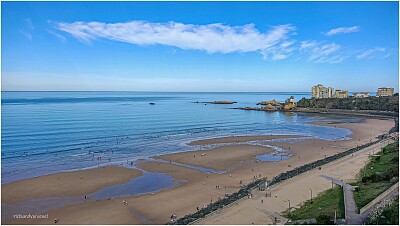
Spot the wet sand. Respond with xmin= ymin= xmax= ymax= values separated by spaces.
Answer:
xmin=2 ymin=166 xmax=143 ymax=203
xmin=188 ymin=135 xmax=302 ymax=146
xmin=155 ymin=144 xmax=276 ymax=171
xmin=128 ymin=118 xmax=394 ymax=224
xmin=2 ymin=118 xmax=394 ymax=225
xmin=4 ymin=198 xmax=142 ymax=225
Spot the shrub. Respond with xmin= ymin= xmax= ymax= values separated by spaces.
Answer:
xmin=316 ymin=214 xmax=332 ymax=225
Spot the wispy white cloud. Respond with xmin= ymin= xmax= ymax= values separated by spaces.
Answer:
xmin=20 ymin=18 xmax=35 ymax=40
xmin=25 ymin=18 xmax=35 ymax=30
xmin=261 ymin=40 xmax=296 ymax=60
xmin=55 ymin=20 xmax=296 ymax=58
xmin=383 ymin=49 xmax=395 ymax=59
xmin=325 ymin=26 xmax=360 ymax=36
xmin=303 ymin=42 xmax=347 ymax=63
xmin=299 ymin=40 xmax=319 ymax=50
xmin=20 ymin=30 xmax=33 ymax=40
xmin=356 ymin=47 xmax=386 ymax=60
xmin=53 ymin=20 xmax=391 ymax=64
xmin=46 ymin=29 xmax=67 ymax=42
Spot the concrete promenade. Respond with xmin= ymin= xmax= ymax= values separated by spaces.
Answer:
xmin=196 ymin=139 xmax=393 ymax=225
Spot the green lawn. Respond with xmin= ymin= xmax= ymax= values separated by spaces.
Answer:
xmin=284 ymin=185 xmax=345 ymax=222
xmin=353 ymin=141 xmax=399 ymax=210
xmin=353 ymin=182 xmax=393 ymax=209
xmin=360 ymin=142 xmax=399 ymax=179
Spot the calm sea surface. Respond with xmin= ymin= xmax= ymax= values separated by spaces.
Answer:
xmin=1 ymin=92 xmax=360 ymax=183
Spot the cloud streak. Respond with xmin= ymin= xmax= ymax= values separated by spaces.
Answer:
xmin=20 ymin=18 xmax=35 ymax=40
xmin=260 ymin=40 xmax=296 ymax=60
xmin=299 ymin=40 xmax=319 ymax=50
xmin=312 ymin=43 xmax=348 ymax=63
xmin=325 ymin=26 xmax=360 ymax=36
xmin=53 ymin=20 xmax=390 ymax=64
xmin=357 ymin=47 xmax=386 ymax=60
xmin=46 ymin=29 xmax=67 ymax=42
xmin=55 ymin=21 xmax=296 ymax=55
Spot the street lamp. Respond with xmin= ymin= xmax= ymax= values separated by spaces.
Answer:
xmin=284 ymin=199 xmax=291 ymax=216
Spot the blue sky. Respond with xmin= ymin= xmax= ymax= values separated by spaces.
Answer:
xmin=2 ymin=1 xmax=399 ymax=92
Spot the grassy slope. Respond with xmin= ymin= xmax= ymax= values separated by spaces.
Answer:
xmin=353 ymin=141 xmax=399 ymax=209
xmin=284 ymin=185 xmax=345 ymax=221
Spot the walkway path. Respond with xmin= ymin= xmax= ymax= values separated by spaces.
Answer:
xmin=319 ymin=175 xmax=361 ymax=224
xmin=319 ymin=175 xmax=353 ymax=189
xmin=196 ymin=139 xmax=393 ymax=225
xmin=343 ymin=184 xmax=361 ymax=224
xmin=319 ymin=166 xmax=399 ymax=224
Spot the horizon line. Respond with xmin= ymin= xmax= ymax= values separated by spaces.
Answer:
xmin=2 ymin=90 xmax=314 ymax=93
xmin=1 ymin=90 xmax=381 ymax=93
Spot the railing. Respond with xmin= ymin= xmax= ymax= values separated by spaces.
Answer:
xmin=171 ymin=138 xmax=391 ymax=225
xmin=188 ymin=195 xmax=248 ymax=225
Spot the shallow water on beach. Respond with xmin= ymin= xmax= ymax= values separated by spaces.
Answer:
xmin=91 ymin=171 xmax=178 ymax=199
xmin=1 ymin=171 xmax=178 ymax=220
xmin=1 ymin=91 xmax=361 ymax=183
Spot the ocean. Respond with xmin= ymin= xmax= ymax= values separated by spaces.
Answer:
xmin=1 ymin=91 xmax=359 ymax=183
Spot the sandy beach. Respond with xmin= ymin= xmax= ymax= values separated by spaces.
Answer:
xmin=2 ymin=166 xmax=143 ymax=203
xmin=1 ymin=118 xmax=394 ymax=225
xmin=154 ymin=144 xmax=278 ymax=171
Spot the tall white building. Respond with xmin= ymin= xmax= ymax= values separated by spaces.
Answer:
xmin=312 ymin=84 xmax=334 ymax=99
